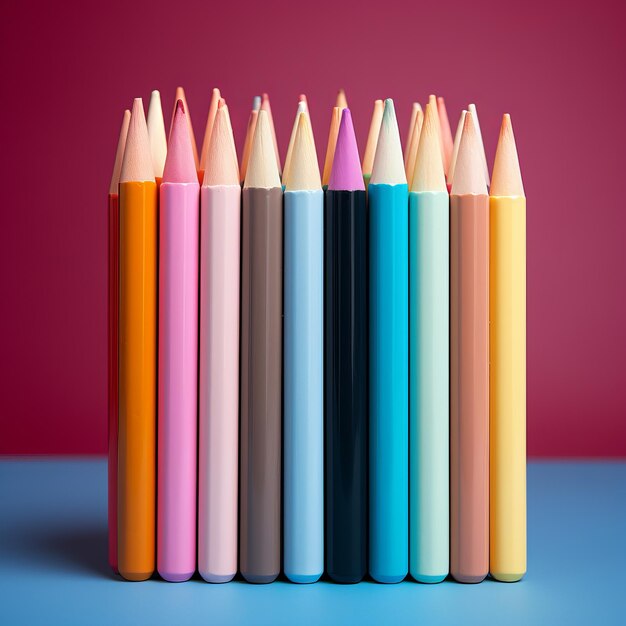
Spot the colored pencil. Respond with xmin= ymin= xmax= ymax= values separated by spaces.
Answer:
xmin=198 ymin=100 xmax=241 ymax=583
xmin=403 ymin=102 xmax=421 ymax=173
xmin=282 ymin=99 xmax=308 ymax=186
xmin=261 ymin=93 xmax=281 ymax=174
xmin=240 ymin=98 xmax=260 ymax=183
xmin=156 ymin=100 xmax=199 ymax=582
xmin=428 ymin=94 xmax=446 ymax=169
xmin=170 ymin=86 xmax=199 ymax=173
xmin=108 ymin=108 xmax=130 ymax=575
xmin=409 ymin=102 xmax=450 ymax=583
xmin=368 ymin=99 xmax=409 ymax=583
xmin=437 ymin=96 xmax=454 ymax=177
xmin=118 ymin=98 xmax=157 ymax=581
xmin=240 ymin=109 xmax=283 ymax=583
xmin=404 ymin=106 xmax=424 ymax=183
xmin=362 ymin=99 xmax=384 ymax=185
xmin=468 ymin=103 xmax=490 ymax=186
xmin=449 ymin=111 xmax=489 ymax=583
xmin=283 ymin=112 xmax=324 ymax=583
xmin=199 ymin=87 xmax=221 ymax=175
xmin=325 ymin=108 xmax=368 ymax=583
xmin=335 ymin=88 xmax=348 ymax=109
xmin=322 ymin=106 xmax=341 ymax=188
xmin=147 ymin=90 xmax=167 ymax=184
xmin=489 ymin=114 xmax=526 ymax=582
xmin=447 ymin=109 xmax=467 ymax=191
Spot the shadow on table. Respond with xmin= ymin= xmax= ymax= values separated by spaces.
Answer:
xmin=31 ymin=524 xmax=115 ymax=580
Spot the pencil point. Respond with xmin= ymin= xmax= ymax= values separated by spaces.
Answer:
xmin=163 ymin=99 xmax=199 ymax=184
xmin=404 ymin=102 xmax=421 ymax=167
xmin=171 ymin=87 xmax=199 ymax=170
xmin=244 ymin=109 xmax=281 ymax=189
xmin=120 ymin=98 xmax=155 ymax=183
xmin=362 ymin=99 xmax=384 ymax=176
xmin=147 ymin=91 xmax=167 ymax=179
xmin=451 ymin=111 xmax=488 ymax=196
xmin=411 ymin=101 xmax=447 ymax=193
xmin=491 ymin=114 xmax=524 ymax=197
xmin=260 ymin=93 xmax=281 ymax=173
xmin=322 ymin=107 xmax=342 ymax=187
xmin=336 ymin=88 xmax=348 ymax=109
xmin=203 ymin=102 xmax=240 ymax=187
xmin=437 ymin=96 xmax=454 ymax=176
xmin=329 ymin=108 xmax=365 ymax=191
xmin=468 ymin=103 xmax=490 ymax=186
xmin=448 ymin=110 xmax=467 ymax=185
xmin=283 ymin=100 xmax=309 ymax=184
xmin=370 ymin=99 xmax=406 ymax=186
xmin=199 ymin=87 xmax=222 ymax=171
xmin=283 ymin=113 xmax=321 ymax=191
xmin=405 ymin=108 xmax=424 ymax=182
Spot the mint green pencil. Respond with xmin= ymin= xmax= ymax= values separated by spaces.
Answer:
xmin=409 ymin=102 xmax=449 ymax=583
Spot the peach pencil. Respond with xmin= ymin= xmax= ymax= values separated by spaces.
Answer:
xmin=403 ymin=102 xmax=421 ymax=173
xmin=198 ymin=100 xmax=241 ymax=583
xmin=118 ymin=98 xmax=157 ymax=581
xmin=282 ymin=99 xmax=308 ymax=185
xmin=322 ymin=106 xmax=341 ymax=188
xmin=437 ymin=96 xmax=454 ymax=177
xmin=447 ymin=110 xmax=467 ymax=192
xmin=240 ymin=96 xmax=260 ymax=183
xmin=261 ymin=92 xmax=281 ymax=174
xmin=362 ymin=99 xmax=384 ymax=186
xmin=468 ymin=103 xmax=490 ymax=187
xmin=489 ymin=114 xmax=526 ymax=582
xmin=240 ymin=110 xmax=283 ymax=583
xmin=199 ymin=87 xmax=222 ymax=177
xmin=335 ymin=88 xmax=348 ymax=109
xmin=404 ymin=106 xmax=424 ymax=183
xmin=449 ymin=111 xmax=489 ymax=584
xmin=108 ymin=108 xmax=130 ymax=574
xmin=157 ymin=100 xmax=200 ymax=582
xmin=147 ymin=90 xmax=167 ymax=185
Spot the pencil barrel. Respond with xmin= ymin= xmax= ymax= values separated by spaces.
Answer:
xmin=324 ymin=189 xmax=368 ymax=583
xmin=118 ymin=181 xmax=157 ymax=581
xmin=450 ymin=194 xmax=489 ymax=583
xmin=283 ymin=189 xmax=324 ymax=583
xmin=489 ymin=196 xmax=526 ymax=582
xmin=157 ymin=183 xmax=199 ymax=582
xmin=368 ymin=183 xmax=409 ymax=583
xmin=409 ymin=191 xmax=450 ymax=583
xmin=198 ymin=185 xmax=241 ymax=583
xmin=239 ymin=187 xmax=283 ymax=583
xmin=107 ymin=193 xmax=119 ymax=574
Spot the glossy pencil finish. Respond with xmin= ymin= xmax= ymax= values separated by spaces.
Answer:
xmin=489 ymin=115 xmax=526 ymax=582
xmin=108 ymin=108 xmax=130 ymax=574
xmin=118 ymin=98 xmax=157 ymax=581
xmin=157 ymin=101 xmax=199 ymax=582
xmin=408 ymin=102 xmax=450 ymax=583
xmin=368 ymin=100 xmax=408 ymax=583
xmin=240 ymin=111 xmax=283 ymax=583
xmin=450 ymin=112 xmax=489 ymax=583
xmin=198 ymin=102 xmax=241 ymax=583
xmin=325 ymin=109 xmax=368 ymax=583
xmin=283 ymin=114 xmax=324 ymax=583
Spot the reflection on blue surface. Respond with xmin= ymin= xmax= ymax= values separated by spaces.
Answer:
xmin=0 ymin=459 xmax=624 ymax=625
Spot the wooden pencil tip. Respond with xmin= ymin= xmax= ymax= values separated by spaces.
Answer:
xmin=203 ymin=102 xmax=239 ymax=187
xmin=451 ymin=110 xmax=488 ymax=196
xmin=370 ymin=99 xmax=406 ymax=186
xmin=146 ymin=90 xmax=167 ymax=179
xmin=411 ymin=101 xmax=446 ymax=193
xmin=120 ymin=98 xmax=155 ymax=183
xmin=283 ymin=112 xmax=321 ymax=191
xmin=109 ymin=109 xmax=131 ymax=194
xmin=163 ymin=100 xmax=198 ymax=184
xmin=491 ymin=113 xmax=524 ymax=197
xmin=244 ymin=109 xmax=281 ymax=189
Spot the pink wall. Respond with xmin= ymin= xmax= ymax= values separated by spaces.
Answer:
xmin=1 ymin=0 xmax=625 ymax=456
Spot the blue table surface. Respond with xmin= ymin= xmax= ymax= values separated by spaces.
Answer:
xmin=0 ymin=459 xmax=624 ymax=625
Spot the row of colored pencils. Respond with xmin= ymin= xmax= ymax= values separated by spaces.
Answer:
xmin=108 ymin=87 xmax=526 ymax=584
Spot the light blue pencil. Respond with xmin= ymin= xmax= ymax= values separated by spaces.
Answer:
xmin=409 ymin=102 xmax=450 ymax=583
xmin=283 ymin=111 xmax=324 ymax=583
xmin=369 ymin=99 xmax=409 ymax=583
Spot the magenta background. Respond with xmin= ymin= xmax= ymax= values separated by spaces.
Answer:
xmin=1 ymin=0 xmax=625 ymax=456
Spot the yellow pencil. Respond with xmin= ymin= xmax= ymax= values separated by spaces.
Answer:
xmin=489 ymin=113 xmax=526 ymax=582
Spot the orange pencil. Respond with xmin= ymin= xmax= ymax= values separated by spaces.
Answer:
xmin=261 ymin=92 xmax=281 ymax=174
xmin=118 ymin=98 xmax=157 ymax=581
xmin=108 ymin=108 xmax=130 ymax=574
xmin=240 ymin=97 xmax=260 ymax=183
xmin=322 ymin=106 xmax=341 ymax=187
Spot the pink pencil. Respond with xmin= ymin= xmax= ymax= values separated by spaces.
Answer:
xmin=198 ymin=99 xmax=241 ymax=583
xmin=157 ymin=99 xmax=200 ymax=582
